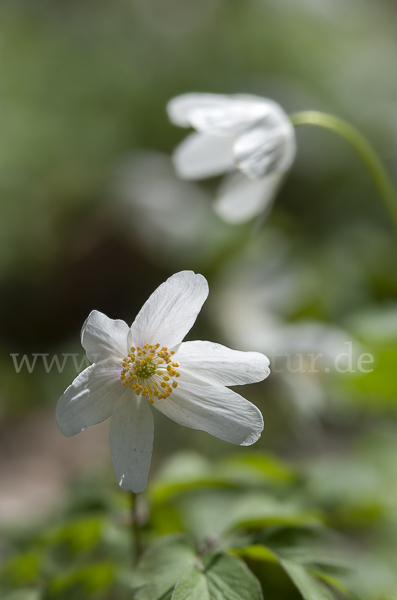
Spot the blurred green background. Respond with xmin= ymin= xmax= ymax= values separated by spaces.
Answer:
xmin=1 ymin=0 xmax=397 ymax=598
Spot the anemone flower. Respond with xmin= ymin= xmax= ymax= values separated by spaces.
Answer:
xmin=167 ymin=93 xmax=296 ymax=223
xmin=56 ymin=271 xmax=269 ymax=493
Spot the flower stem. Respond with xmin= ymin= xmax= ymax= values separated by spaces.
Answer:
xmin=130 ymin=492 xmax=141 ymax=566
xmin=289 ymin=111 xmax=397 ymax=232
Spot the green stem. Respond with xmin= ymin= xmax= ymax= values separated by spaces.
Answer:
xmin=130 ymin=492 xmax=141 ymax=566
xmin=289 ymin=111 xmax=397 ymax=232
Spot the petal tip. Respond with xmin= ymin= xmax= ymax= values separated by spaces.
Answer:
xmin=240 ymin=423 xmax=264 ymax=446
xmin=56 ymin=416 xmax=80 ymax=438
xmin=120 ymin=479 xmax=148 ymax=494
xmin=167 ymin=269 xmax=209 ymax=292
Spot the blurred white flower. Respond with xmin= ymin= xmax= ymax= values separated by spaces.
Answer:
xmin=111 ymin=152 xmax=214 ymax=265
xmin=167 ymin=93 xmax=296 ymax=223
xmin=56 ymin=271 xmax=269 ymax=493
xmin=214 ymin=233 xmax=351 ymax=359
xmin=212 ymin=233 xmax=354 ymax=423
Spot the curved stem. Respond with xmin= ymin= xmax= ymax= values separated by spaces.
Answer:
xmin=289 ymin=111 xmax=397 ymax=232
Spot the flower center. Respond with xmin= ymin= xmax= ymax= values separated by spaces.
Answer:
xmin=135 ymin=359 xmax=157 ymax=379
xmin=120 ymin=343 xmax=180 ymax=403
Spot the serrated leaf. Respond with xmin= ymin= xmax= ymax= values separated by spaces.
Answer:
xmin=172 ymin=567 xmax=209 ymax=600
xmin=172 ymin=553 xmax=263 ymax=600
xmin=132 ymin=535 xmax=198 ymax=600
xmin=280 ymin=559 xmax=339 ymax=600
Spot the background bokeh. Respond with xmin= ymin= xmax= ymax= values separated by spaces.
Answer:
xmin=1 ymin=0 xmax=397 ymax=598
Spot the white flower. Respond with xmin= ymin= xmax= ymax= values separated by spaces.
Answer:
xmin=167 ymin=93 xmax=296 ymax=224
xmin=56 ymin=271 xmax=269 ymax=493
xmin=112 ymin=151 xmax=216 ymax=266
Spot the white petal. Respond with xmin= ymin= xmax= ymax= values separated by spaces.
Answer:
xmin=234 ymin=113 xmax=296 ymax=179
xmin=214 ymin=171 xmax=282 ymax=224
xmin=153 ymin=381 xmax=264 ymax=446
xmin=189 ymin=96 xmax=280 ymax=137
xmin=130 ymin=271 xmax=209 ymax=350
xmin=177 ymin=340 xmax=270 ymax=386
xmin=167 ymin=93 xmax=234 ymax=127
xmin=81 ymin=310 xmax=130 ymax=363
xmin=56 ymin=361 xmax=124 ymax=437
xmin=167 ymin=93 xmax=285 ymax=138
xmin=109 ymin=392 xmax=154 ymax=493
xmin=173 ymin=133 xmax=235 ymax=180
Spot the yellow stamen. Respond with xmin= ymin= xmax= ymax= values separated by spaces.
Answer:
xmin=120 ymin=343 xmax=180 ymax=403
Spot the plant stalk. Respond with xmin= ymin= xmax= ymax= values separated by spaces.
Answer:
xmin=290 ymin=110 xmax=397 ymax=233
xmin=130 ymin=492 xmax=141 ymax=566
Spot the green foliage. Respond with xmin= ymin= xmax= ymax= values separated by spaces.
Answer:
xmin=224 ymin=493 xmax=322 ymax=530
xmin=132 ymin=535 xmax=263 ymax=600
xmin=132 ymin=535 xmax=198 ymax=600
xmin=1 ymin=2 xmax=397 ymax=600
xmin=2 ymin=591 xmax=42 ymax=600
xmin=280 ymin=560 xmax=340 ymax=600
xmin=43 ymin=517 xmax=103 ymax=553
xmin=140 ymin=451 xmax=358 ymax=600
xmin=173 ymin=553 xmax=263 ymax=600
xmin=129 ymin=527 xmax=349 ymax=600
xmin=2 ymin=553 xmax=41 ymax=587
xmin=49 ymin=562 xmax=115 ymax=597
xmin=232 ymin=526 xmax=352 ymax=600
xmin=0 ymin=451 xmax=357 ymax=600
xmin=149 ymin=450 xmax=297 ymax=504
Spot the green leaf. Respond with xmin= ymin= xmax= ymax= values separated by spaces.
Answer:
xmin=132 ymin=535 xmax=198 ymax=600
xmin=150 ymin=501 xmax=185 ymax=536
xmin=280 ymin=559 xmax=339 ymax=600
xmin=172 ymin=553 xmax=263 ymax=600
xmin=227 ymin=494 xmax=322 ymax=531
xmin=338 ymin=344 xmax=397 ymax=404
xmin=149 ymin=452 xmax=298 ymax=504
xmin=313 ymin=571 xmax=353 ymax=596
xmin=259 ymin=526 xmax=349 ymax=573
xmin=3 ymin=552 xmax=41 ymax=586
xmin=49 ymin=562 xmax=114 ymax=595
xmin=245 ymin=528 xmax=354 ymax=599
xmin=175 ymin=490 xmax=239 ymax=542
xmin=149 ymin=453 xmax=231 ymax=503
xmin=44 ymin=516 xmax=102 ymax=553
xmin=231 ymin=544 xmax=278 ymax=564
xmin=169 ymin=491 xmax=321 ymax=546
xmin=171 ymin=567 xmax=209 ymax=600
xmin=217 ymin=453 xmax=298 ymax=486
xmin=152 ymin=453 xmax=211 ymax=483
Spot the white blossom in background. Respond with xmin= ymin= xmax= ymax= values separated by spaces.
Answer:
xmin=212 ymin=233 xmax=354 ymax=424
xmin=56 ymin=271 xmax=269 ymax=493
xmin=111 ymin=152 xmax=214 ymax=266
xmin=167 ymin=93 xmax=296 ymax=224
